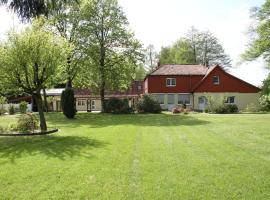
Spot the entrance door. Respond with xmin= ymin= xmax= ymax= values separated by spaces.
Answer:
xmin=198 ymin=96 xmax=207 ymax=111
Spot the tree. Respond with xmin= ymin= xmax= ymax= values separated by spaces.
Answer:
xmin=0 ymin=0 xmax=79 ymax=21
xmin=241 ymin=0 xmax=270 ymax=68
xmin=145 ymin=44 xmax=158 ymax=72
xmin=261 ymin=74 xmax=270 ymax=95
xmin=47 ymin=2 xmax=83 ymax=89
xmin=0 ymin=20 xmax=68 ymax=131
xmin=61 ymin=88 xmax=76 ymax=118
xmin=159 ymin=28 xmax=232 ymax=69
xmin=135 ymin=64 xmax=146 ymax=80
xmin=76 ymin=0 xmax=143 ymax=112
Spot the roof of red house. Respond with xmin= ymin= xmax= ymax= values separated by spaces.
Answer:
xmin=150 ymin=64 xmax=209 ymax=76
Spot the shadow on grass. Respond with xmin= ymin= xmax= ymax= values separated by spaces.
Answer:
xmin=0 ymin=135 xmax=107 ymax=164
xmin=46 ymin=112 xmax=211 ymax=129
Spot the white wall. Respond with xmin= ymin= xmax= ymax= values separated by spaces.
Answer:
xmin=1 ymin=103 xmax=32 ymax=112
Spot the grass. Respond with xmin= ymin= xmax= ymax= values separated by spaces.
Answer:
xmin=0 ymin=112 xmax=270 ymax=199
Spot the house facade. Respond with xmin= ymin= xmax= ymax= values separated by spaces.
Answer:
xmin=45 ymin=81 xmax=144 ymax=112
xmin=144 ymin=64 xmax=260 ymax=111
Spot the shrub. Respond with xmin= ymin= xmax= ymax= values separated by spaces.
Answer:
xmin=17 ymin=113 xmax=39 ymax=133
xmin=105 ymin=98 xmax=133 ymax=114
xmin=259 ymin=95 xmax=270 ymax=111
xmin=244 ymin=103 xmax=259 ymax=113
xmin=136 ymin=94 xmax=161 ymax=113
xmin=61 ymin=88 xmax=76 ymax=119
xmin=19 ymin=101 xmax=28 ymax=114
xmin=214 ymin=104 xmax=238 ymax=114
xmin=8 ymin=105 xmax=15 ymax=115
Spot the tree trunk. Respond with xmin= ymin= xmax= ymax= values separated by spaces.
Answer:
xmin=42 ymin=88 xmax=48 ymax=113
xmin=66 ymin=77 xmax=72 ymax=89
xmin=33 ymin=92 xmax=47 ymax=132
xmin=100 ymin=81 xmax=105 ymax=112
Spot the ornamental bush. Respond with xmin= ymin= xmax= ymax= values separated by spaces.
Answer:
xmin=8 ymin=105 xmax=15 ymax=115
xmin=136 ymin=94 xmax=161 ymax=113
xmin=104 ymin=98 xmax=133 ymax=114
xmin=61 ymin=88 xmax=77 ymax=119
xmin=259 ymin=95 xmax=270 ymax=111
xmin=19 ymin=101 xmax=28 ymax=113
xmin=214 ymin=104 xmax=238 ymax=114
xmin=17 ymin=113 xmax=39 ymax=133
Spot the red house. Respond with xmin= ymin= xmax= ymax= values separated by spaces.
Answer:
xmin=144 ymin=64 xmax=260 ymax=111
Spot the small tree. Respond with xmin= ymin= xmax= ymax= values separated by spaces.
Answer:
xmin=0 ymin=96 xmax=7 ymax=115
xmin=61 ymin=88 xmax=76 ymax=119
xmin=0 ymin=19 xmax=68 ymax=131
xmin=19 ymin=101 xmax=28 ymax=114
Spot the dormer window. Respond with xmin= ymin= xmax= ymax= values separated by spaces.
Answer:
xmin=213 ymin=76 xmax=220 ymax=85
xmin=166 ymin=78 xmax=176 ymax=87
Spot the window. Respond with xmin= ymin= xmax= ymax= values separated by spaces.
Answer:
xmin=178 ymin=94 xmax=191 ymax=105
xmin=168 ymin=94 xmax=175 ymax=104
xmin=225 ymin=96 xmax=235 ymax=104
xmin=138 ymin=85 xmax=142 ymax=91
xmin=213 ymin=76 xmax=220 ymax=85
xmin=77 ymin=100 xmax=86 ymax=106
xmin=166 ymin=78 xmax=176 ymax=87
xmin=91 ymin=100 xmax=96 ymax=110
xmin=155 ymin=94 xmax=165 ymax=104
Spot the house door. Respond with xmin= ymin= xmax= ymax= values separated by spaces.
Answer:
xmin=198 ymin=96 xmax=207 ymax=111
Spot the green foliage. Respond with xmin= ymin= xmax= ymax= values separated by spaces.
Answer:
xmin=19 ymin=101 xmax=28 ymax=114
xmin=17 ymin=113 xmax=39 ymax=133
xmin=259 ymin=94 xmax=270 ymax=111
xmin=244 ymin=103 xmax=259 ymax=113
xmin=261 ymin=74 xmax=270 ymax=95
xmin=75 ymin=0 xmax=144 ymax=110
xmin=0 ymin=96 xmax=7 ymax=115
xmin=0 ymin=18 xmax=69 ymax=131
xmin=8 ymin=105 xmax=15 ymax=115
xmin=61 ymin=88 xmax=76 ymax=119
xmin=159 ymin=27 xmax=231 ymax=69
xmin=136 ymin=94 xmax=162 ymax=113
xmin=104 ymin=98 xmax=133 ymax=114
xmin=214 ymin=104 xmax=238 ymax=114
xmin=135 ymin=65 xmax=146 ymax=80
xmin=0 ymin=0 xmax=79 ymax=21
xmin=206 ymin=95 xmax=215 ymax=113
xmin=241 ymin=1 xmax=270 ymax=67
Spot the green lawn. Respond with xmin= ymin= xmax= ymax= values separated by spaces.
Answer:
xmin=0 ymin=113 xmax=270 ymax=199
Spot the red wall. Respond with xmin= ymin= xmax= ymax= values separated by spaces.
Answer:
xmin=146 ymin=75 xmax=204 ymax=93
xmin=194 ymin=67 xmax=260 ymax=93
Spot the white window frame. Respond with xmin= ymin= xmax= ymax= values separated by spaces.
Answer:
xmin=213 ymin=76 xmax=220 ymax=85
xmin=225 ymin=96 xmax=235 ymax=104
xmin=91 ymin=100 xmax=96 ymax=110
xmin=177 ymin=94 xmax=191 ymax=105
xmin=166 ymin=78 xmax=176 ymax=87
xmin=155 ymin=94 xmax=165 ymax=105
xmin=168 ymin=94 xmax=175 ymax=105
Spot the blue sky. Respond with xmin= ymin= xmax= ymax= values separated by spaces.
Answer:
xmin=0 ymin=0 xmax=269 ymax=86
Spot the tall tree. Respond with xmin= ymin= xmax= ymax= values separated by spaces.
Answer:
xmin=47 ymin=2 xmax=82 ymax=88
xmin=159 ymin=28 xmax=232 ymax=69
xmin=145 ymin=44 xmax=158 ymax=72
xmin=76 ymin=0 xmax=143 ymax=111
xmin=0 ymin=0 xmax=78 ymax=21
xmin=241 ymin=0 xmax=270 ymax=68
xmin=0 ymin=20 xmax=68 ymax=131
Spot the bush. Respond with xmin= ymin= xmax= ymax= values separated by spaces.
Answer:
xmin=19 ymin=101 xmax=28 ymax=114
xmin=0 ymin=108 xmax=6 ymax=115
xmin=17 ymin=113 xmax=39 ymax=133
xmin=61 ymin=88 xmax=76 ymax=119
xmin=259 ymin=95 xmax=270 ymax=111
xmin=8 ymin=105 xmax=15 ymax=115
xmin=214 ymin=104 xmax=238 ymax=114
xmin=104 ymin=98 xmax=133 ymax=114
xmin=136 ymin=94 xmax=161 ymax=113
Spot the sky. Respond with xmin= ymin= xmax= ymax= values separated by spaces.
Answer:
xmin=0 ymin=0 xmax=269 ymax=86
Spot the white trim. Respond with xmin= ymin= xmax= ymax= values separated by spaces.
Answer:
xmin=166 ymin=78 xmax=176 ymax=87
